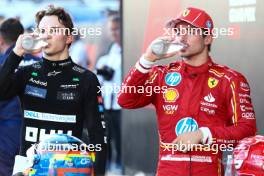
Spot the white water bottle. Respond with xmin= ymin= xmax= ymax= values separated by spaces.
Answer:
xmin=21 ymin=35 xmax=48 ymax=51
xmin=151 ymin=38 xmax=185 ymax=56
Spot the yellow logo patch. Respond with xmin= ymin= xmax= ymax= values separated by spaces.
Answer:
xmin=208 ymin=77 xmax=219 ymax=88
xmin=163 ymin=88 xmax=179 ymax=102
xmin=182 ymin=9 xmax=190 ymax=17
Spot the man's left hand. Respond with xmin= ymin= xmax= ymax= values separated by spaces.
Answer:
xmin=172 ymin=130 xmax=203 ymax=153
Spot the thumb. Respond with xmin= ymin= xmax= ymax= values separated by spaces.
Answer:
xmin=172 ymin=137 xmax=179 ymax=144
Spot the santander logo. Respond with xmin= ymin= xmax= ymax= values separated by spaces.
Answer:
xmin=204 ymin=93 xmax=215 ymax=103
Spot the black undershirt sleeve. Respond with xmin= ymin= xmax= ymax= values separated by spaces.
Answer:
xmin=0 ymin=51 xmax=26 ymax=100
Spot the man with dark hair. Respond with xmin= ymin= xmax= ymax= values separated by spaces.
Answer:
xmin=0 ymin=6 xmax=106 ymax=175
xmin=0 ymin=18 xmax=24 ymax=44
xmin=118 ymin=7 xmax=256 ymax=176
xmin=35 ymin=5 xmax=74 ymax=31
xmin=0 ymin=18 xmax=40 ymax=176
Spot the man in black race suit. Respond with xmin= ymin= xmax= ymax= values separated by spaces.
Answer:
xmin=0 ymin=6 xmax=106 ymax=175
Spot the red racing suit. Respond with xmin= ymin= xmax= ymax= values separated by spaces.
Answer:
xmin=118 ymin=56 xmax=256 ymax=176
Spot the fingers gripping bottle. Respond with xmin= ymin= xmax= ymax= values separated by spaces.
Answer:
xmin=21 ymin=35 xmax=48 ymax=52
xmin=150 ymin=38 xmax=186 ymax=57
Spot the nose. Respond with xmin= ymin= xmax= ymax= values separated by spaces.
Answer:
xmin=42 ymin=32 xmax=51 ymax=40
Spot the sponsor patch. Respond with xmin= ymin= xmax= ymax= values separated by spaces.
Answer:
xmin=204 ymin=93 xmax=215 ymax=103
xmin=240 ymin=105 xmax=254 ymax=112
xmin=161 ymin=155 xmax=212 ymax=162
xmin=175 ymin=117 xmax=198 ymax=136
xmin=163 ymin=88 xmax=179 ymax=103
xmin=57 ymin=91 xmax=79 ymax=101
xmin=240 ymin=82 xmax=250 ymax=91
xmin=208 ymin=77 xmax=219 ymax=88
xmin=60 ymin=84 xmax=79 ymax=89
xmin=24 ymin=110 xmax=76 ymax=123
xmin=239 ymin=93 xmax=250 ymax=98
xmin=31 ymin=72 xmax=38 ymax=77
xmin=165 ymin=72 xmax=182 ymax=86
xmin=239 ymin=98 xmax=250 ymax=104
xmin=98 ymin=105 xmax=104 ymax=112
xmin=47 ymin=70 xmax=62 ymax=76
xmin=25 ymin=126 xmax=73 ymax=142
xmin=242 ymin=112 xmax=255 ymax=119
xmin=97 ymin=96 xmax=103 ymax=104
xmin=162 ymin=105 xmax=178 ymax=115
xmin=59 ymin=61 xmax=72 ymax=67
xmin=201 ymin=107 xmax=215 ymax=115
xmin=182 ymin=9 xmax=190 ymax=17
xmin=72 ymin=66 xmax=85 ymax=73
xmin=101 ymin=121 xmax=106 ymax=129
xmin=25 ymin=85 xmax=47 ymax=99
xmin=29 ymin=78 xmax=47 ymax=87
xmin=32 ymin=63 xmax=42 ymax=69
xmin=206 ymin=20 xmax=212 ymax=29
xmin=72 ymin=77 xmax=80 ymax=82
xmin=19 ymin=60 xmax=37 ymax=67
xmin=200 ymin=101 xmax=217 ymax=108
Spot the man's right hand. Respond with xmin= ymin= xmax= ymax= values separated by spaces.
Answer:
xmin=144 ymin=36 xmax=179 ymax=62
xmin=13 ymin=34 xmax=26 ymax=57
xmin=13 ymin=34 xmax=42 ymax=57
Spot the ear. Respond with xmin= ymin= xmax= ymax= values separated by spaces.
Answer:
xmin=66 ymin=35 xmax=73 ymax=45
xmin=204 ymin=35 xmax=213 ymax=46
xmin=0 ymin=35 xmax=5 ymax=52
xmin=0 ymin=35 xmax=4 ymax=46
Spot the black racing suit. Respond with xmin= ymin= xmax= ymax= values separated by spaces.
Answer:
xmin=0 ymin=51 xmax=107 ymax=175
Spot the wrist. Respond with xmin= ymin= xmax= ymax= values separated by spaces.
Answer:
xmin=13 ymin=47 xmax=24 ymax=57
xmin=135 ymin=55 xmax=156 ymax=73
xmin=143 ymin=53 xmax=158 ymax=62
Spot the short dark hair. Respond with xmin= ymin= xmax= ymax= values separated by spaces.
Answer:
xmin=208 ymin=44 xmax=211 ymax=52
xmin=106 ymin=9 xmax=119 ymax=17
xmin=109 ymin=14 xmax=120 ymax=24
xmin=202 ymin=29 xmax=211 ymax=52
xmin=0 ymin=18 xmax=24 ymax=44
xmin=35 ymin=5 xmax=74 ymax=34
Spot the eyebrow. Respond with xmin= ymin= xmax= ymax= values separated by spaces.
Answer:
xmin=38 ymin=26 xmax=64 ymax=29
xmin=50 ymin=26 xmax=64 ymax=28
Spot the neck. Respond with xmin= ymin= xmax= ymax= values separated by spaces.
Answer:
xmin=182 ymin=49 xmax=209 ymax=67
xmin=43 ymin=47 xmax=69 ymax=61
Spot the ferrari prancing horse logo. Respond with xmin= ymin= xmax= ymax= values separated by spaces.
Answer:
xmin=208 ymin=77 xmax=219 ymax=88
xmin=182 ymin=9 xmax=190 ymax=17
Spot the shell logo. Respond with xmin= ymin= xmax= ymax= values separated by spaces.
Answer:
xmin=163 ymin=88 xmax=179 ymax=102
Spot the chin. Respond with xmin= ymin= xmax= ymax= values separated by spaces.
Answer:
xmin=179 ymin=52 xmax=190 ymax=58
xmin=43 ymin=48 xmax=55 ymax=54
xmin=43 ymin=51 xmax=55 ymax=56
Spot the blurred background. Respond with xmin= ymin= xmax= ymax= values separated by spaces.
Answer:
xmin=0 ymin=0 xmax=120 ymax=70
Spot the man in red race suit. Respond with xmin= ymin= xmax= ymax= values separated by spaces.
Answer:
xmin=117 ymin=7 xmax=257 ymax=176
